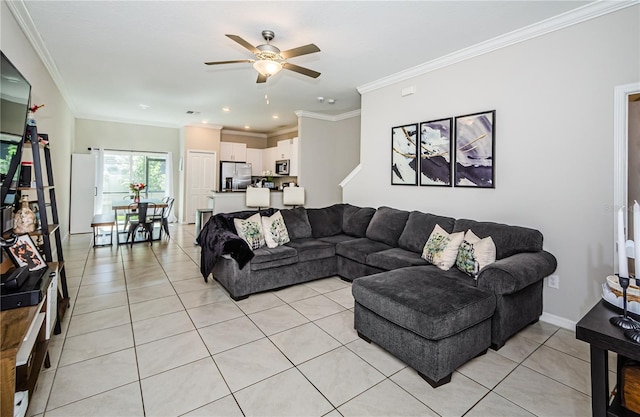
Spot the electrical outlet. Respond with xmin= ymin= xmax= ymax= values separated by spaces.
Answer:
xmin=548 ymin=275 xmax=560 ymax=289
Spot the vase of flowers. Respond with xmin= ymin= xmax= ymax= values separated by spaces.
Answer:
xmin=129 ymin=182 xmax=145 ymax=202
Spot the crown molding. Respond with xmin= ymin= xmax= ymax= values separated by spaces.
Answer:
xmin=221 ymin=129 xmax=268 ymax=139
xmin=7 ymin=0 xmax=77 ymax=114
xmin=358 ymin=0 xmax=638 ymax=94
xmin=268 ymin=126 xmax=298 ymax=137
xmin=76 ymin=114 xmax=182 ymax=129
xmin=295 ymin=109 xmax=361 ymax=122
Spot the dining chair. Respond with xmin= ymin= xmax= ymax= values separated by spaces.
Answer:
xmin=126 ymin=202 xmax=155 ymax=247
xmin=153 ymin=197 xmax=174 ymax=238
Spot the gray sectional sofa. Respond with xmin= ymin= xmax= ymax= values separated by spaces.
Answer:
xmin=198 ymin=203 xmax=557 ymax=386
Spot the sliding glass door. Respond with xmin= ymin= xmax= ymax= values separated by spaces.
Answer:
xmin=98 ymin=151 xmax=169 ymax=214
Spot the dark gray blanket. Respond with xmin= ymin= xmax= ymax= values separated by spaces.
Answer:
xmin=197 ymin=209 xmax=277 ymax=281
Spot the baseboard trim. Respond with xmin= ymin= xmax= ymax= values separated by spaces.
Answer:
xmin=540 ymin=312 xmax=576 ymax=331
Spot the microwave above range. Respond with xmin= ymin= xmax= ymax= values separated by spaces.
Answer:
xmin=275 ymin=160 xmax=289 ymax=175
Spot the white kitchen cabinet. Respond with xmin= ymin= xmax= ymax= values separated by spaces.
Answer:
xmin=289 ymin=137 xmax=299 ymax=177
xmin=262 ymin=147 xmax=277 ymax=174
xmin=220 ymin=142 xmax=247 ymax=162
xmin=246 ymin=148 xmax=263 ymax=176
xmin=276 ymin=139 xmax=291 ymax=160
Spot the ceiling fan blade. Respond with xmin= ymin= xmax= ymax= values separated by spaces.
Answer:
xmin=205 ymin=59 xmax=254 ymax=65
xmin=256 ymin=73 xmax=268 ymax=83
xmin=282 ymin=62 xmax=321 ymax=78
xmin=280 ymin=43 xmax=320 ymax=59
xmin=226 ymin=34 xmax=259 ymax=54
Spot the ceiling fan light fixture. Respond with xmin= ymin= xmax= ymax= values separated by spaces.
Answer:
xmin=253 ymin=59 xmax=282 ymax=77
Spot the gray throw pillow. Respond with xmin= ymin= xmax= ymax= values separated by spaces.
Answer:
xmin=306 ymin=204 xmax=346 ymax=238
xmin=365 ymin=206 xmax=410 ymax=246
xmin=342 ymin=204 xmax=376 ymax=238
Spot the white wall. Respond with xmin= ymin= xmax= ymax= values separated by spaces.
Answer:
xmin=345 ymin=7 xmax=640 ymax=323
xmin=298 ymin=114 xmax=360 ymax=208
xmin=1 ymin=2 xmax=75 ymax=240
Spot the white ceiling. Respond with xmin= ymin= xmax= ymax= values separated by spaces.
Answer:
xmin=16 ymin=1 xmax=593 ymax=133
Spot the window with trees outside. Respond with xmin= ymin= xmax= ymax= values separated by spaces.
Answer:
xmin=98 ymin=151 xmax=169 ymax=214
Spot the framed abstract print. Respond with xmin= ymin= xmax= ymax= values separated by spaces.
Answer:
xmin=454 ymin=110 xmax=495 ymax=188
xmin=419 ymin=118 xmax=452 ymax=186
xmin=391 ymin=123 xmax=418 ymax=185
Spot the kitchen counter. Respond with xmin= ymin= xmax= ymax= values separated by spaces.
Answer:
xmin=210 ymin=190 xmax=287 ymax=214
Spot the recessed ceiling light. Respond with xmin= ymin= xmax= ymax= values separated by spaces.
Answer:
xmin=244 ymin=125 xmax=250 ymax=129
xmin=222 ymin=107 xmax=230 ymax=112
xmin=272 ymin=115 xmax=279 ymax=119
xmin=317 ymin=96 xmax=324 ymax=103
xmin=202 ymin=120 xmax=208 ymax=124
xmin=327 ymin=99 xmax=336 ymax=104
xmin=139 ymin=104 xmax=150 ymax=110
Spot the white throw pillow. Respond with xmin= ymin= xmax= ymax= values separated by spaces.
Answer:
xmin=261 ymin=211 xmax=290 ymax=248
xmin=455 ymin=229 xmax=497 ymax=278
xmin=234 ymin=213 xmax=265 ymax=250
xmin=421 ymin=224 xmax=465 ymax=270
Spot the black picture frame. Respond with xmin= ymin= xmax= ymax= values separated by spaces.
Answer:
xmin=419 ymin=118 xmax=452 ymax=186
xmin=454 ymin=110 xmax=495 ymax=188
xmin=391 ymin=123 xmax=418 ymax=185
xmin=4 ymin=233 xmax=47 ymax=271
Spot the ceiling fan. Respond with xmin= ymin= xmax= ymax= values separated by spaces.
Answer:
xmin=205 ymin=30 xmax=321 ymax=83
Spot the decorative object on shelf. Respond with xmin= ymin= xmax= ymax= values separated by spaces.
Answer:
xmin=129 ymin=182 xmax=145 ymax=202
xmin=391 ymin=123 xmax=418 ymax=185
xmin=4 ymin=233 xmax=46 ymax=271
xmin=454 ymin=110 xmax=495 ymax=188
xmin=13 ymin=195 xmax=37 ymax=234
xmin=26 ymin=103 xmax=44 ymax=127
xmin=419 ymin=118 xmax=452 ymax=186
xmin=609 ymin=274 xmax=640 ymax=330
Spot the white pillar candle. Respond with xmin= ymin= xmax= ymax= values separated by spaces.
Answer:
xmin=634 ymin=201 xmax=640 ymax=278
xmin=618 ymin=207 xmax=629 ymax=278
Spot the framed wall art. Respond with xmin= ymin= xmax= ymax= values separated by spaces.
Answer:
xmin=4 ymin=233 xmax=47 ymax=271
xmin=391 ymin=123 xmax=418 ymax=185
xmin=454 ymin=110 xmax=495 ymax=188
xmin=419 ymin=118 xmax=452 ymax=186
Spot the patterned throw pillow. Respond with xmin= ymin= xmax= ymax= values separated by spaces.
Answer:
xmin=233 ymin=213 xmax=265 ymax=250
xmin=421 ymin=224 xmax=465 ymax=270
xmin=456 ymin=229 xmax=496 ymax=278
xmin=261 ymin=211 xmax=290 ymax=248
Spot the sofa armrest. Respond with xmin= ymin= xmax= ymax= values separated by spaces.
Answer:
xmin=476 ymin=251 xmax=557 ymax=295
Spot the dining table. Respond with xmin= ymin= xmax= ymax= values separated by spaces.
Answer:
xmin=111 ymin=199 xmax=168 ymax=244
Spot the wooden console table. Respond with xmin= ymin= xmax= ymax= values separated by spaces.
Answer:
xmin=0 ymin=264 xmax=56 ymax=417
xmin=576 ymin=300 xmax=640 ymax=417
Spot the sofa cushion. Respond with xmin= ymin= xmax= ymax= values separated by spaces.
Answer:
xmin=286 ymin=238 xmax=335 ymax=262
xmin=319 ymin=234 xmax=359 ymax=245
xmin=249 ymin=245 xmax=298 ymax=271
xmin=421 ymin=224 xmax=465 ymax=271
xmin=365 ymin=206 xmax=410 ymax=246
xmin=234 ymin=213 xmax=265 ymax=250
xmin=453 ymin=219 xmax=543 ymax=260
xmin=307 ymin=204 xmax=345 ymax=238
xmin=366 ymin=247 xmax=428 ymax=271
xmin=261 ymin=211 xmax=290 ymax=248
xmin=342 ymin=204 xmax=376 ymax=238
xmin=280 ymin=207 xmax=312 ymax=240
xmin=336 ymin=238 xmax=392 ymax=264
xmin=398 ymin=211 xmax=456 ymax=253
xmin=352 ymin=266 xmax=496 ymax=340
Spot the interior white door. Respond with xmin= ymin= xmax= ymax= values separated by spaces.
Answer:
xmin=69 ymin=153 xmax=97 ymax=233
xmin=186 ymin=150 xmax=216 ymax=223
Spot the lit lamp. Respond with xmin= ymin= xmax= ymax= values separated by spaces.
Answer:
xmin=283 ymin=187 xmax=305 ymax=208
xmin=253 ymin=59 xmax=282 ymax=77
xmin=246 ymin=187 xmax=270 ymax=211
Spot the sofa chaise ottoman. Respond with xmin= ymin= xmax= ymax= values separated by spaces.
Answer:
xmin=353 ymin=267 xmax=496 ymax=387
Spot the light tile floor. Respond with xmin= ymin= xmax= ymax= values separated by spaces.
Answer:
xmin=27 ymin=223 xmax=607 ymax=417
